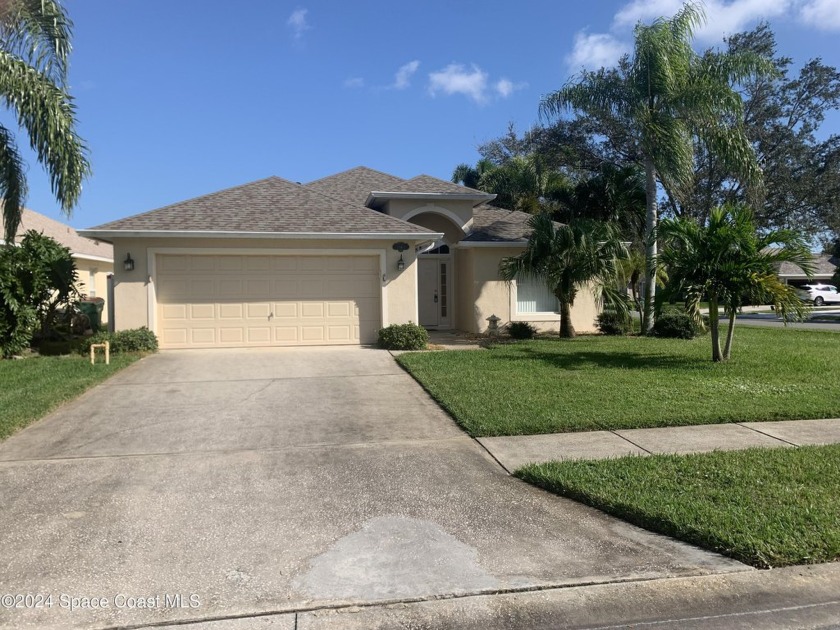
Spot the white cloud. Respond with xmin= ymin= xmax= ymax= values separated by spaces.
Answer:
xmin=428 ymin=63 xmax=489 ymax=103
xmin=494 ymin=78 xmax=527 ymax=97
xmin=393 ymin=60 xmax=420 ymax=89
xmin=613 ymin=0 xmax=792 ymax=42
xmin=344 ymin=77 xmax=364 ymax=88
xmin=565 ymin=31 xmax=628 ymax=71
xmin=799 ymin=0 xmax=840 ymax=30
xmin=287 ymin=8 xmax=310 ymax=40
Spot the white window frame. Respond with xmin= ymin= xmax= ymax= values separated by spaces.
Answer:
xmin=512 ymin=277 xmax=558 ymax=316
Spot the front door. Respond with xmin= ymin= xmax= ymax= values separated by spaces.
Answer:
xmin=418 ymin=257 xmax=450 ymax=328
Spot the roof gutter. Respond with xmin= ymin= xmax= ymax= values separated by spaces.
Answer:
xmin=71 ymin=252 xmax=114 ymax=263
xmin=77 ymin=229 xmax=444 ymax=243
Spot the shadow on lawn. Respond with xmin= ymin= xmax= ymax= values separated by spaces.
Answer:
xmin=500 ymin=346 xmax=706 ymax=371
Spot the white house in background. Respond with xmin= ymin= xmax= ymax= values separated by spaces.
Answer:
xmin=1 ymin=208 xmax=114 ymax=324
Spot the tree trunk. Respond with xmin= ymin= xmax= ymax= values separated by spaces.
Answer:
xmin=559 ymin=300 xmax=576 ymax=338
xmin=709 ymin=294 xmax=723 ymax=362
xmin=723 ymin=308 xmax=736 ymax=361
xmin=642 ymin=156 xmax=658 ymax=335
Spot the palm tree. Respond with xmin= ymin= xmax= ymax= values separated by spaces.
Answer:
xmin=499 ymin=214 xmax=628 ymax=338
xmin=451 ymin=158 xmax=495 ymax=190
xmin=659 ymin=204 xmax=813 ymax=362
xmin=477 ymin=154 xmax=569 ymax=214
xmin=0 ymin=0 xmax=90 ymax=244
xmin=555 ymin=165 xmax=646 ymax=241
xmin=540 ymin=2 xmax=765 ymax=334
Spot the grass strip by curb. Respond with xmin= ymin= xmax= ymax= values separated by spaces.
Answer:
xmin=517 ymin=445 xmax=840 ymax=568
xmin=0 ymin=353 xmax=142 ymax=441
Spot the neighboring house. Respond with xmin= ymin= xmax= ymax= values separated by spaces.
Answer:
xmin=1 ymin=208 xmax=114 ymax=324
xmin=777 ymin=255 xmax=839 ymax=287
xmin=80 ymin=167 xmax=598 ymax=349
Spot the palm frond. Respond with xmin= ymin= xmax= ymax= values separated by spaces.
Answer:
xmin=0 ymin=0 xmax=73 ymax=84
xmin=0 ymin=124 xmax=28 ymax=244
xmin=0 ymin=50 xmax=90 ymax=215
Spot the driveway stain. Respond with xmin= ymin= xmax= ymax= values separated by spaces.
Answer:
xmin=294 ymin=516 xmax=499 ymax=600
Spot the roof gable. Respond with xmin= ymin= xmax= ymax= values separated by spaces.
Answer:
xmin=86 ymin=176 xmax=436 ymax=237
xmin=307 ymin=166 xmax=406 ymax=206
xmin=391 ymin=174 xmax=486 ymax=195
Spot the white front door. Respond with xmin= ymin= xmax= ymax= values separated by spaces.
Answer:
xmin=418 ymin=257 xmax=451 ymax=328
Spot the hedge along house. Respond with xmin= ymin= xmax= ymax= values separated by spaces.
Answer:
xmin=80 ymin=167 xmax=599 ymax=349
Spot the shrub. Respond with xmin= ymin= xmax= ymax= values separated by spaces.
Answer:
xmin=80 ymin=327 xmax=159 ymax=354
xmin=596 ymin=312 xmax=631 ymax=336
xmin=507 ymin=321 xmax=537 ymax=339
xmin=652 ymin=312 xmax=702 ymax=339
xmin=1 ymin=231 xmax=80 ymax=357
xmin=377 ymin=323 xmax=428 ymax=351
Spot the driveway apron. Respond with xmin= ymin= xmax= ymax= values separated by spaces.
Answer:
xmin=0 ymin=347 xmax=747 ymax=629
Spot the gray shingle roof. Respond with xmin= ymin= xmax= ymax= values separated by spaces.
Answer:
xmin=1 ymin=207 xmax=113 ymax=259
xmin=87 ymin=176 xmax=436 ymax=236
xmin=307 ymin=166 xmax=405 ymax=206
xmin=462 ymin=205 xmax=535 ymax=242
xmin=388 ymin=174 xmax=487 ymax=195
xmin=778 ymin=255 xmax=839 ymax=277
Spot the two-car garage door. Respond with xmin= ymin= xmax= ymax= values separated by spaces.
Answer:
xmin=155 ymin=254 xmax=381 ymax=349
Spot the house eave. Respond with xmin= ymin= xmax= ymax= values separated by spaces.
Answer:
xmin=77 ymin=229 xmax=444 ymax=243
xmin=71 ymin=252 xmax=114 ymax=264
xmin=455 ymin=240 xmax=528 ymax=248
xmin=366 ymin=191 xmax=496 ymax=208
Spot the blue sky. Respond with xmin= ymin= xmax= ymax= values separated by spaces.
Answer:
xmin=12 ymin=0 xmax=840 ymax=228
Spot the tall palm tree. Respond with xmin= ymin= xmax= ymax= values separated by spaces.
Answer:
xmin=0 ymin=0 xmax=90 ymax=244
xmin=659 ymin=204 xmax=813 ymax=362
xmin=540 ymin=2 xmax=765 ymax=334
xmin=499 ymin=214 xmax=628 ymax=338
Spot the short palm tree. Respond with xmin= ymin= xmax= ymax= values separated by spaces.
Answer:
xmin=451 ymin=158 xmax=495 ymax=190
xmin=499 ymin=214 xmax=628 ymax=338
xmin=540 ymin=2 xmax=766 ymax=334
xmin=0 ymin=0 xmax=90 ymax=244
xmin=659 ymin=204 xmax=813 ymax=362
xmin=477 ymin=154 xmax=569 ymax=214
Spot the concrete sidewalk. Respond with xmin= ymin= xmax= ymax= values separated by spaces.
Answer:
xmin=479 ymin=418 xmax=840 ymax=472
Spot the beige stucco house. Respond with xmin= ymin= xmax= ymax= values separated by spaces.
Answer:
xmin=2 ymin=208 xmax=114 ymax=324
xmin=80 ymin=167 xmax=598 ymax=349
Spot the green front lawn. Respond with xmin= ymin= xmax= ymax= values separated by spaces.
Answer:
xmin=517 ymin=446 xmax=840 ymax=568
xmin=397 ymin=327 xmax=840 ymax=436
xmin=0 ymin=353 xmax=141 ymax=441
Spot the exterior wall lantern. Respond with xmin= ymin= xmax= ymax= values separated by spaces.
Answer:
xmin=123 ymin=253 xmax=135 ymax=272
xmin=392 ymin=242 xmax=409 ymax=272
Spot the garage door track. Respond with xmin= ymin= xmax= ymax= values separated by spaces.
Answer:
xmin=0 ymin=348 xmax=746 ymax=629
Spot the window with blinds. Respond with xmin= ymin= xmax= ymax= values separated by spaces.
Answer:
xmin=516 ymin=277 xmax=557 ymax=313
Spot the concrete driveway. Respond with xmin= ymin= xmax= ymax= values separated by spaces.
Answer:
xmin=0 ymin=348 xmax=745 ymax=629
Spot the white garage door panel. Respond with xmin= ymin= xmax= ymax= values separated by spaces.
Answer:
xmin=156 ymin=254 xmax=381 ymax=348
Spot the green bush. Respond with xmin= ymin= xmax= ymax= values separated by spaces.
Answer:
xmin=1 ymin=231 xmax=80 ymax=357
xmin=652 ymin=312 xmax=702 ymax=339
xmin=507 ymin=321 xmax=537 ymax=339
xmin=80 ymin=327 xmax=159 ymax=354
xmin=377 ymin=323 xmax=429 ymax=351
xmin=596 ymin=312 xmax=631 ymax=336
